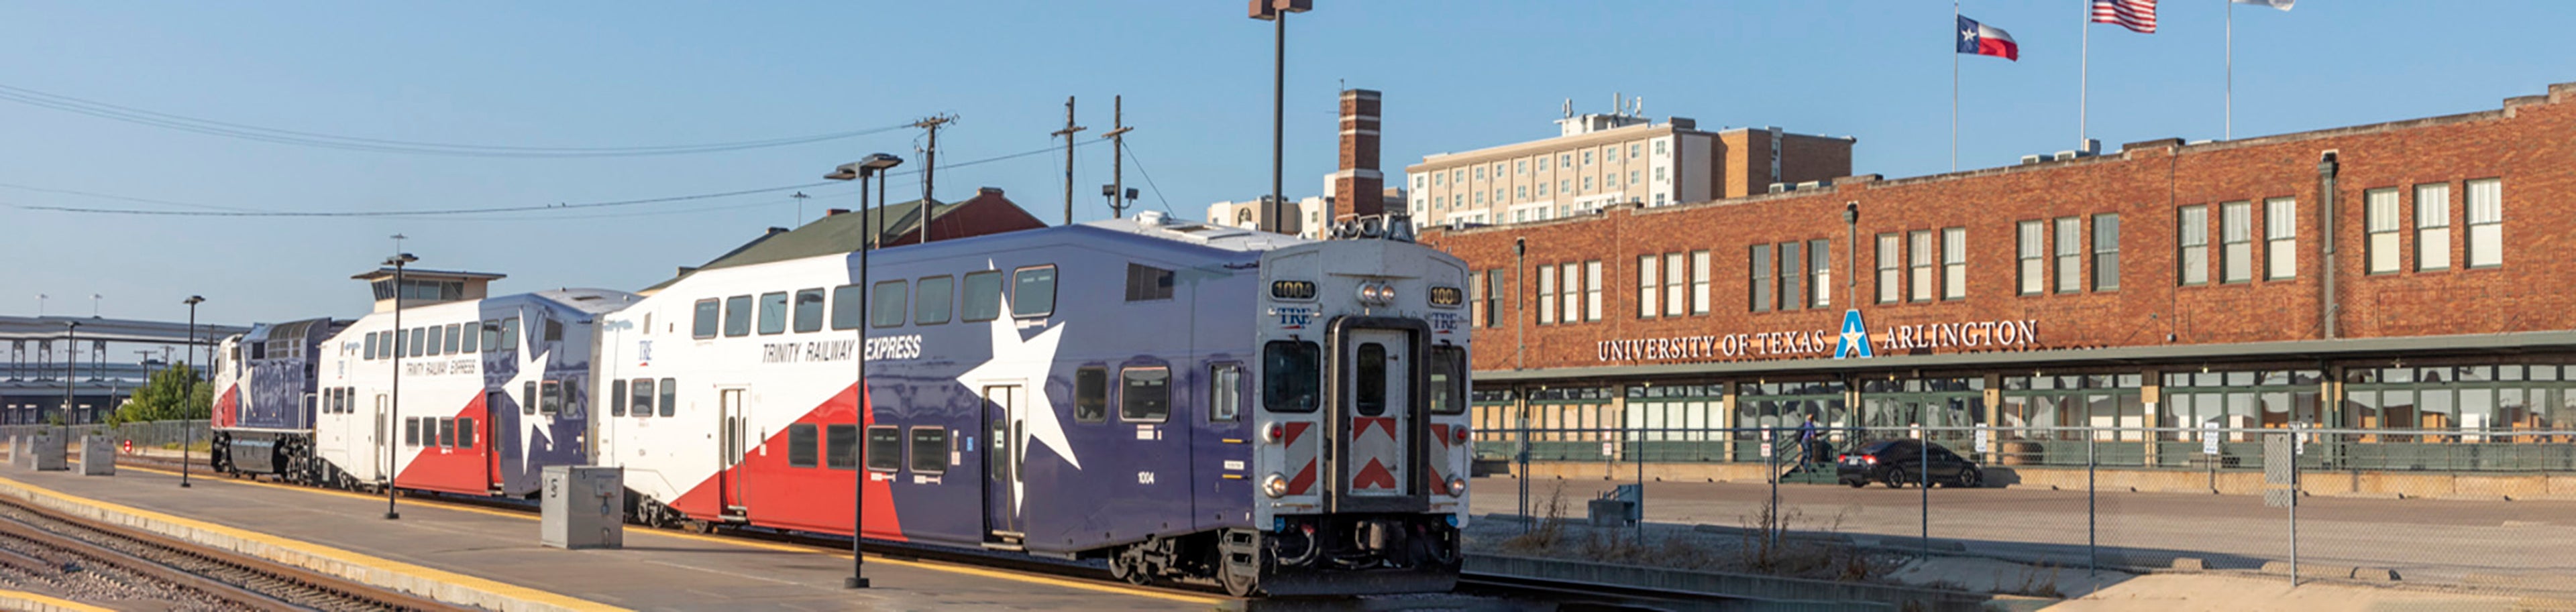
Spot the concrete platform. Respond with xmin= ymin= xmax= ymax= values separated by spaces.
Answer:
xmin=0 ymin=464 xmax=1226 ymax=611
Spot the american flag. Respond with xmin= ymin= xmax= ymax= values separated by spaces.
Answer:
xmin=2092 ymin=0 xmax=2157 ymax=34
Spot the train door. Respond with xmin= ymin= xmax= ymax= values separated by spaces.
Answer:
xmin=718 ymin=388 xmax=749 ymax=515
xmin=485 ymin=391 xmax=505 ymax=492
xmin=373 ymin=394 xmax=390 ymax=483
xmin=981 ymin=384 xmax=1023 ymax=546
xmin=1342 ymin=328 xmax=1414 ymax=502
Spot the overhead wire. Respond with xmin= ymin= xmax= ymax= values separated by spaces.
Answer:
xmin=0 ymin=82 xmax=911 ymax=158
xmin=1119 ymin=141 xmax=1179 ymax=216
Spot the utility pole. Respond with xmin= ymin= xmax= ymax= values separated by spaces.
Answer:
xmin=1102 ymin=95 xmax=1134 ymax=221
xmin=792 ymin=192 xmax=809 ymax=227
xmin=1051 ymin=97 xmax=1086 ymax=226
xmin=913 ymin=114 xmax=954 ymax=246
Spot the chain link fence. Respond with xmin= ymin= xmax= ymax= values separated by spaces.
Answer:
xmin=0 ymin=420 xmax=209 ymax=450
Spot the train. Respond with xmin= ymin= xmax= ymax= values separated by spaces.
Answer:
xmin=207 ymin=210 xmax=1470 ymax=597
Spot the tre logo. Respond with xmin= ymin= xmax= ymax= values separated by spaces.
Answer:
xmin=1274 ymin=306 xmax=1315 ymax=329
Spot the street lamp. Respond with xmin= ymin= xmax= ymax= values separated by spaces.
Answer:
xmin=62 ymin=321 xmax=78 ymax=442
xmin=182 ymin=296 xmax=203 ymax=489
xmin=1249 ymin=0 xmax=1312 ymax=235
xmin=825 ymin=152 xmax=902 ymax=590
xmin=383 ymin=252 xmax=417 ymax=520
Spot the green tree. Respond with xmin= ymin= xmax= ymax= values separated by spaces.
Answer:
xmin=109 ymin=363 xmax=211 ymax=425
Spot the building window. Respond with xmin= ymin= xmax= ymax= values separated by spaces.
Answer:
xmin=1780 ymin=241 xmax=1805 ymax=311
xmin=1655 ymin=140 xmax=1668 ymax=155
xmin=2093 ymin=213 xmax=2121 ymax=291
xmin=2220 ymin=201 xmax=2252 ymax=284
xmin=1629 ymin=170 xmax=1640 ymax=186
xmin=1908 ymin=230 xmax=1933 ymax=302
xmin=1433 ymin=173 xmax=1444 ymax=186
xmin=1636 ymin=255 xmax=1658 ymax=319
xmin=1559 ymin=180 xmax=1570 ymax=194
xmin=1654 ymin=168 xmax=1666 ymax=182
xmin=1941 ymin=227 xmax=1966 ymax=300
xmin=1536 ymin=264 xmax=1556 ymax=324
xmin=1748 ymin=244 xmax=1774 ymax=312
xmin=1629 ymin=143 xmax=1641 ymax=158
xmin=2017 ymin=221 xmax=2045 ymax=295
xmin=1583 ymin=151 xmax=1593 ymax=166
xmin=2055 ymin=217 xmax=2082 ymax=293
xmin=1876 ymin=233 xmax=1900 ymax=304
xmin=2265 ymin=198 xmax=2296 ymax=280
xmin=1690 ymin=250 xmax=1711 ymax=314
xmin=1517 ymin=160 xmax=1528 ymax=174
xmin=1809 ymin=239 xmax=1831 ymax=308
xmin=1664 ymin=252 xmax=1687 ymax=316
xmin=2416 ymin=182 xmax=2451 ymax=271
xmin=1483 ymin=269 xmax=1503 ymax=328
xmin=1578 ymin=261 xmax=1601 ymax=321
xmin=1474 ymin=166 xmax=1485 ymax=180
xmin=2177 ymin=204 xmax=2209 ymax=286
xmin=1562 ymin=263 xmax=1585 ymax=322
xmin=1516 ymin=186 xmax=1527 ymax=200
xmin=2466 ymin=178 xmax=2502 ymax=268
xmin=2366 ymin=188 xmax=2401 ymax=274
xmin=1582 ymin=176 xmax=1593 ymax=192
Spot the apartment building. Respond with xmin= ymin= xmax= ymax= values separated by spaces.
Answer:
xmin=1404 ymin=99 xmax=1851 ymax=226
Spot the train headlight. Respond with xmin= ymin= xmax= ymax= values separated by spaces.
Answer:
xmin=1263 ymin=473 xmax=1290 ymax=498
xmin=1449 ymin=477 xmax=1468 ymax=496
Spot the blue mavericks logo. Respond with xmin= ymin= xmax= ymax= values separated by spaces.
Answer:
xmin=1834 ymin=309 xmax=1874 ymax=359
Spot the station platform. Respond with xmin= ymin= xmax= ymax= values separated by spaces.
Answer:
xmin=0 ymin=463 xmax=1225 ymax=611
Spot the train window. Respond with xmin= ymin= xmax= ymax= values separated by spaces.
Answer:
xmin=610 ymin=379 xmax=629 ymax=416
xmin=792 ymin=288 xmax=826 ymax=333
xmin=458 ymin=417 xmax=475 ymax=450
xmin=1429 ymin=346 xmax=1466 ymax=415
xmin=757 ymin=292 xmax=790 ymax=335
xmin=960 ymin=271 xmax=1004 ymax=322
xmin=1012 ymin=265 xmax=1057 ymax=318
xmin=1120 ymin=366 xmax=1171 ymax=423
xmin=363 ymin=332 xmax=378 ymax=361
xmin=405 ymin=418 xmax=420 ymax=446
xmin=541 ymin=379 xmax=562 ymax=415
xmin=251 ymin=341 xmax=266 ymax=360
xmin=523 ymin=381 xmax=539 ymax=415
xmin=1074 ymin=367 xmax=1108 ymax=423
xmin=692 ymin=299 xmax=721 ymax=338
xmin=439 ymin=418 xmax=456 ymax=447
xmin=871 ymin=281 xmax=907 ymax=328
xmin=1209 ymin=363 xmax=1244 ymax=422
xmin=1124 ymin=263 xmax=1174 ymax=302
xmin=481 ymin=319 xmax=500 ymax=352
xmin=500 ymin=317 xmax=521 ymax=353
xmin=826 ymin=424 xmax=859 ymax=469
xmin=723 ymin=295 xmax=754 ymax=337
xmin=787 ymin=424 xmax=818 ymax=468
xmin=445 ymin=324 xmax=462 ymax=355
xmin=545 ymin=319 xmax=564 ymax=343
xmin=459 ymin=321 xmax=478 ymax=353
xmin=830 ymin=284 xmax=865 ymax=330
xmin=658 ymin=377 xmax=676 ymax=417
xmin=409 ymin=328 xmax=427 ymax=357
xmin=1263 ymin=341 xmax=1320 ymax=413
xmin=630 ymin=378 xmax=654 ymax=418
xmin=865 ymin=426 xmax=902 ymax=472
xmin=1354 ymin=343 xmax=1389 ymax=417
xmin=914 ymin=276 xmax=954 ymax=325
xmin=420 ymin=326 xmax=437 ymax=356
xmin=910 ymin=427 xmax=949 ymax=474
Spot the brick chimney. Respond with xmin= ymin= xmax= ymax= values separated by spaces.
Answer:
xmin=1329 ymin=88 xmax=1384 ymax=222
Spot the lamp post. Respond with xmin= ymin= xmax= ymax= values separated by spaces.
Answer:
xmin=384 ymin=253 xmax=417 ymax=520
xmin=826 ymin=153 xmax=903 ymax=590
xmin=1249 ymin=0 xmax=1311 ymax=235
xmin=62 ymin=321 xmax=78 ymax=440
xmin=182 ymin=296 xmax=203 ymax=488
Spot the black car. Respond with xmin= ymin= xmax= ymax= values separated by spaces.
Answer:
xmin=1837 ymin=439 xmax=1984 ymax=488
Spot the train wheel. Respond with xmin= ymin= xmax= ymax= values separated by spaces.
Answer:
xmin=1109 ymin=546 xmax=1151 ymax=586
xmin=1218 ymin=558 xmax=1258 ymax=597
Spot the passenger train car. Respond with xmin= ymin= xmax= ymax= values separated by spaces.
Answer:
xmin=209 ymin=318 xmax=350 ymax=477
xmin=307 ymin=289 xmax=637 ymax=496
xmin=594 ymin=213 xmax=1472 ymax=596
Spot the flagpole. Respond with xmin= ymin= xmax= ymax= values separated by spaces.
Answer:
xmin=2080 ymin=0 xmax=2089 ymax=152
xmin=1951 ymin=0 xmax=1960 ymax=172
xmin=2226 ymin=0 xmax=2235 ymax=140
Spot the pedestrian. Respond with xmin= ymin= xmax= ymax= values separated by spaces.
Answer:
xmin=1796 ymin=413 xmax=1821 ymax=472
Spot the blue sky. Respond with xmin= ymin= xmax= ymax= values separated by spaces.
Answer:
xmin=5 ymin=1 xmax=2573 ymax=326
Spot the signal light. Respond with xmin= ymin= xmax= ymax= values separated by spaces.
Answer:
xmin=1449 ymin=477 xmax=1468 ymax=496
xmin=1263 ymin=473 xmax=1290 ymax=498
xmin=1261 ymin=422 xmax=1285 ymax=444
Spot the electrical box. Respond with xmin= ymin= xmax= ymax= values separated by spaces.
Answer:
xmin=541 ymin=465 xmax=623 ymax=550
xmin=80 ymin=432 xmax=114 ymax=476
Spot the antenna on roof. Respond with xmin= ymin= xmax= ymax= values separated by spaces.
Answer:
xmin=1562 ymin=99 xmax=1572 ymax=119
xmin=1633 ymin=97 xmax=1644 ymax=117
xmin=1612 ymin=92 xmax=1621 ymax=116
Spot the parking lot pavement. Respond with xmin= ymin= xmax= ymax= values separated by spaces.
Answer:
xmin=1471 ymin=476 xmax=2576 ymax=589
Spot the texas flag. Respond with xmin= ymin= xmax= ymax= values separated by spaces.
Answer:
xmin=1956 ymin=15 xmax=2019 ymax=61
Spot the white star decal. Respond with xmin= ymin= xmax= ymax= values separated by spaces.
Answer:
xmin=504 ymin=344 xmax=553 ymax=468
xmin=951 ymin=300 xmax=1073 ymax=515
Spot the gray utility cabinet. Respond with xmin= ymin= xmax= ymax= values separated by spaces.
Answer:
xmin=541 ymin=465 xmax=623 ymax=550
xmin=79 ymin=432 xmax=113 ymax=476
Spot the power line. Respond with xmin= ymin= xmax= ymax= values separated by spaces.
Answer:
xmin=1120 ymin=141 xmax=1177 ymax=217
xmin=0 ymin=82 xmax=912 ymax=158
xmin=3 ymin=139 xmax=1106 ymax=218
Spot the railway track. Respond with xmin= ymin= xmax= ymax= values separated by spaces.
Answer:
xmin=0 ymin=485 xmax=462 ymax=611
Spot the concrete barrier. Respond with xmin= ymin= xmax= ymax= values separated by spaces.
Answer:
xmin=1467 ymin=552 xmax=1990 ymax=612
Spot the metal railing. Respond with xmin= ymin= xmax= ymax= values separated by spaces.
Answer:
xmin=1476 ymin=424 xmax=2576 ymax=473
xmin=0 ymin=420 xmax=209 ymax=450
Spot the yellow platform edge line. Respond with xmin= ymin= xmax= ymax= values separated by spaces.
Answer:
xmin=119 ymin=466 xmax=1227 ymax=605
xmin=0 ymin=589 xmax=118 ymax=612
xmin=0 ymin=475 xmax=630 ymax=612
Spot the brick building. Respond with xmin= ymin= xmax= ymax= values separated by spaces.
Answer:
xmin=1404 ymin=95 xmax=1851 ymax=225
xmin=1420 ymin=80 xmax=2576 ymax=469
